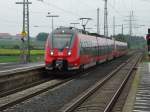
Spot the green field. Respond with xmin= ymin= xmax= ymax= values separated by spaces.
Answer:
xmin=0 ymin=55 xmax=44 ymax=63
xmin=0 ymin=38 xmax=45 ymax=49
xmin=0 ymin=38 xmax=46 ymax=63
xmin=0 ymin=49 xmax=45 ymax=63
xmin=0 ymin=49 xmax=44 ymax=55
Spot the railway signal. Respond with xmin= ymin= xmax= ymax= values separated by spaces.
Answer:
xmin=146 ymin=28 xmax=150 ymax=55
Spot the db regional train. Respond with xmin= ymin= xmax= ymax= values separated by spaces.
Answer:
xmin=45 ymin=27 xmax=127 ymax=71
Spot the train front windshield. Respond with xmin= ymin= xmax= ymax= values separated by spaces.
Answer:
xmin=52 ymin=33 xmax=73 ymax=51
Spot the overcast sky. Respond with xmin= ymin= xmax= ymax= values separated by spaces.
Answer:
xmin=0 ymin=0 xmax=149 ymax=37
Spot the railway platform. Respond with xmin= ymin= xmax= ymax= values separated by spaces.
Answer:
xmin=123 ymin=62 xmax=150 ymax=112
xmin=0 ymin=62 xmax=44 ymax=75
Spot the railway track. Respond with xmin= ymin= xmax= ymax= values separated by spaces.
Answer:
xmin=0 ymin=59 xmax=104 ymax=98
xmin=0 ymin=61 xmax=106 ymax=111
xmin=59 ymin=52 xmax=143 ymax=112
xmin=0 ymin=77 xmax=75 ymax=111
xmin=0 ymin=52 xmax=138 ymax=112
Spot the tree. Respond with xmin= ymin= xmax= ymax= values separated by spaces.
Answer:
xmin=36 ymin=32 xmax=49 ymax=41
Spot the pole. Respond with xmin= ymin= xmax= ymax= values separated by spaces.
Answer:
xmin=97 ymin=8 xmax=100 ymax=34
xmin=113 ymin=16 xmax=115 ymax=37
xmin=129 ymin=11 xmax=134 ymax=36
xmin=122 ymin=24 xmax=124 ymax=35
xmin=22 ymin=0 xmax=26 ymax=63
xmin=104 ymin=0 xmax=108 ymax=36
xmin=27 ymin=0 xmax=30 ymax=62
xmin=129 ymin=11 xmax=133 ymax=47
xmin=129 ymin=12 xmax=132 ymax=36
xmin=112 ymin=16 xmax=116 ymax=51
xmin=52 ymin=17 xmax=54 ymax=32
xmin=23 ymin=0 xmax=25 ymax=34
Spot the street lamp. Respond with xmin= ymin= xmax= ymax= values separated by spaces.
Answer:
xmin=46 ymin=13 xmax=59 ymax=32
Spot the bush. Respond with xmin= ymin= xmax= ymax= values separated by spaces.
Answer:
xmin=13 ymin=45 xmax=20 ymax=49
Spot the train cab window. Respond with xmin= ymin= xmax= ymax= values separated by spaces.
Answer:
xmin=52 ymin=33 xmax=73 ymax=51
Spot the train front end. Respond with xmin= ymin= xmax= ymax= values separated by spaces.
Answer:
xmin=45 ymin=27 xmax=80 ymax=71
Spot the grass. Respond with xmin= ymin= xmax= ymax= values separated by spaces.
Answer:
xmin=0 ymin=48 xmax=45 ymax=63
xmin=0 ymin=56 xmax=19 ymax=63
xmin=0 ymin=55 xmax=44 ymax=63
xmin=0 ymin=39 xmax=21 ymax=48
xmin=0 ymin=39 xmax=45 ymax=49
xmin=0 ymin=39 xmax=46 ymax=63
xmin=0 ymin=49 xmax=44 ymax=55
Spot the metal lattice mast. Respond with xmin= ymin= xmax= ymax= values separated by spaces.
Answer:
xmin=113 ymin=16 xmax=115 ymax=37
xmin=16 ymin=0 xmax=32 ymax=63
xmin=104 ymin=0 xmax=108 ymax=37
xmin=129 ymin=11 xmax=133 ymax=37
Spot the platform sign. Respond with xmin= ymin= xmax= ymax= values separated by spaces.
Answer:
xmin=21 ymin=31 xmax=27 ymax=37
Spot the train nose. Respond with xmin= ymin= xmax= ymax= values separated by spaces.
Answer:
xmin=54 ymin=60 xmax=68 ymax=71
xmin=55 ymin=60 xmax=63 ymax=70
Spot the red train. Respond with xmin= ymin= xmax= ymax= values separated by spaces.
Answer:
xmin=45 ymin=27 xmax=127 ymax=71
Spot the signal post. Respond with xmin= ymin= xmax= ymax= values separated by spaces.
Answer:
xmin=16 ymin=0 xmax=32 ymax=63
xmin=146 ymin=28 xmax=150 ymax=56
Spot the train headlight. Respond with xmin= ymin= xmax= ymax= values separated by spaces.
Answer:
xmin=68 ymin=51 xmax=71 ymax=56
xmin=50 ymin=51 xmax=54 ymax=56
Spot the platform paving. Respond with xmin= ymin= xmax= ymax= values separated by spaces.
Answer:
xmin=123 ymin=62 xmax=150 ymax=112
xmin=0 ymin=62 xmax=44 ymax=73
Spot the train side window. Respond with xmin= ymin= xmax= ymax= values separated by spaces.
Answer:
xmin=84 ymin=41 xmax=87 ymax=54
xmin=87 ymin=41 xmax=89 ymax=54
xmin=100 ymin=45 xmax=104 ymax=55
xmin=101 ymin=46 xmax=104 ymax=55
xmin=82 ymin=41 xmax=85 ymax=53
xmin=80 ymin=42 xmax=83 ymax=54
xmin=99 ymin=45 xmax=101 ymax=56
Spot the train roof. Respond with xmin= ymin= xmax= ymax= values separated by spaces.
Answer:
xmin=53 ymin=27 xmax=127 ymax=44
xmin=53 ymin=27 xmax=101 ymax=36
xmin=54 ymin=27 xmax=110 ymax=37
xmin=53 ymin=27 xmax=77 ymax=34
